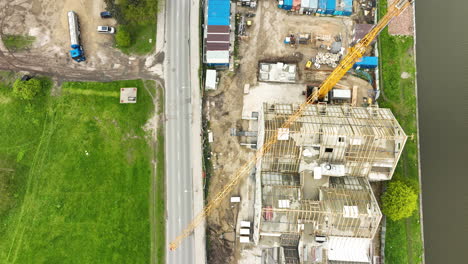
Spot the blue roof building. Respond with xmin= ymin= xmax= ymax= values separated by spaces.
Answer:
xmin=207 ymin=0 xmax=231 ymax=26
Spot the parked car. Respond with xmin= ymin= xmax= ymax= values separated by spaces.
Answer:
xmin=100 ymin=11 xmax=112 ymax=18
xmin=97 ymin=26 xmax=115 ymax=34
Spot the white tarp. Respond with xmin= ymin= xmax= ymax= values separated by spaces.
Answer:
xmin=327 ymin=237 xmax=371 ymax=263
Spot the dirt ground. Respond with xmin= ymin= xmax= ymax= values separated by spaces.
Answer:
xmin=237 ymin=0 xmax=353 ymax=86
xmin=205 ymin=1 xmax=376 ymax=263
xmin=0 ymin=0 xmax=156 ymax=79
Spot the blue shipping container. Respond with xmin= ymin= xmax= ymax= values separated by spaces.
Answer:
xmin=343 ymin=0 xmax=353 ymax=16
xmin=282 ymin=0 xmax=293 ymax=10
xmin=318 ymin=0 xmax=327 ymax=13
xmin=354 ymin=56 xmax=378 ymax=68
xmin=325 ymin=0 xmax=336 ymax=14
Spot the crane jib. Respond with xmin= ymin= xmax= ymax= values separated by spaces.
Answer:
xmin=168 ymin=0 xmax=414 ymax=251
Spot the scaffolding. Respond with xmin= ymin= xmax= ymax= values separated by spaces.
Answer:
xmin=260 ymin=103 xmax=407 ymax=180
xmin=254 ymin=103 xmax=405 ymax=244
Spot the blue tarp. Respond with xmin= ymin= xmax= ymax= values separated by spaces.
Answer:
xmin=354 ymin=56 xmax=378 ymax=68
xmin=207 ymin=0 xmax=231 ymax=26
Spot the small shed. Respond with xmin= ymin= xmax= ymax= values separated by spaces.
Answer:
xmin=120 ymin=88 xmax=137 ymax=104
xmin=205 ymin=70 xmax=217 ymax=90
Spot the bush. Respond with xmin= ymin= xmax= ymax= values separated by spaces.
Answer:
xmin=105 ymin=0 xmax=158 ymax=25
xmin=115 ymin=26 xmax=131 ymax=48
xmin=13 ymin=78 xmax=43 ymax=100
xmin=382 ymin=180 xmax=418 ymax=221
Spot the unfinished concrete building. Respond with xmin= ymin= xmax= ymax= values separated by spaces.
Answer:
xmin=251 ymin=103 xmax=407 ymax=263
xmin=257 ymin=103 xmax=407 ymax=181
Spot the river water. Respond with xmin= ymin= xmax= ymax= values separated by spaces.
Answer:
xmin=415 ymin=0 xmax=468 ymax=263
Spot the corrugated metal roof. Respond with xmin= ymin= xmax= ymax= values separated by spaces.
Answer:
xmin=207 ymin=25 xmax=230 ymax=33
xmin=207 ymin=0 xmax=231 ymax=26
xmin=302 ymin=0 xmax=319 ymax=9
xmin=318 ymin=0 xmax=327 ymax=11
xmin=206 ymin=50 xmax=230 ymax=64
xmin=326 ymin=0 xmax=336 ymax=11
xmin=206 ymin=42 xmax=230 ymax=51
xmin=354 ymin=24 xmax=373 ymax=38
xmin=207 ymin=34 xmax=230 ymax=42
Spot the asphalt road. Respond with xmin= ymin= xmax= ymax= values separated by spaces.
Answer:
xmin=165 ymin=0 xmax=194 ymax=263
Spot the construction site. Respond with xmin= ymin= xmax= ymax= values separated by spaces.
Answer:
xmin=196 ymin=0 xmax=414 ymax=263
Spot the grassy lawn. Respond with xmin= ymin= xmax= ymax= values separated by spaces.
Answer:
xmin=0 ymin=76 xmax=162 ymax=263
xmin=104 ymin=0 xmax=159 ymax=55
xmin=143 ymin=80 xmax=165 ymax=264
xmin=2 ymin=35 xmax=35 ymax=52
xmin=377 ymin=1 xmax=423 ymax=263
xmin=119 ymin=23 xmax=156 ymax=55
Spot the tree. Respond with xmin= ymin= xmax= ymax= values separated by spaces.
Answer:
xmin=115 ymin=26 xmax=131 ymax=48
xmin=13 ymin=78 xmax=42 ymax=100
xmin=382 ymin=180 xmax=418 ymax=221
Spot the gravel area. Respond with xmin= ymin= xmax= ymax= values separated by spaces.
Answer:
xmin=387 ymin=0 xmax=415 ymax=36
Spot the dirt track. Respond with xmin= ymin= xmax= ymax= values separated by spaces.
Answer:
xmin=0 ymin=0 xmax=163 ymax=82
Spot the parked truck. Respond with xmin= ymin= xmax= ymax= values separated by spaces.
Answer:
xmin=67 ymin=11 xmax=85 ymax=62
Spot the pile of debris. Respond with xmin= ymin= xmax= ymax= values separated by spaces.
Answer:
xmin=313 ymin=52 xmax=341 ymax=68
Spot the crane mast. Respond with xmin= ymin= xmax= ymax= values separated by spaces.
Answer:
xmin=169 ymin=0 xmax=413 ymax=251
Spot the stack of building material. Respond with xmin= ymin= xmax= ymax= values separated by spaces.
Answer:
xmin=314 ymin=52 xmax=340 ymax=68
xmin=258 ymin=62 xmax=297 ymax=83
xmin=205 ymin=0 xmax=231 ymax=66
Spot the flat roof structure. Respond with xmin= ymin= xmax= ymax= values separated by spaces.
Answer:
xmin=120 ymin=88 xmax=137 ymax=104
xmin=204 ymin=0 xmax=232 ymax=66
xmin=205 ymin=69 xmax=217 ymax=90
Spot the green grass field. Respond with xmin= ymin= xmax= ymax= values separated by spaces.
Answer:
xmin=118 ymin=23 xmax=156 ymax=55
xmin=0 ymin=76 xmax=160 ymax=263
xmin=378 ymin=1 xmax=424 ymax=263
xmin=2 ymin=35 xmax=35 ymax=52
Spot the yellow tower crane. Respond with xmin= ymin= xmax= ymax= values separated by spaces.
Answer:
xmin=169 ymin=0 xmax=414 ymax=251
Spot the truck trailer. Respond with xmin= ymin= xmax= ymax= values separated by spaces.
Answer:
xmin=67 ymin=11 xmax=85 ymax=62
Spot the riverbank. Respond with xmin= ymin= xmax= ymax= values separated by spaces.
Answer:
xmin=377 ymin=1 xmax=424 ymax=263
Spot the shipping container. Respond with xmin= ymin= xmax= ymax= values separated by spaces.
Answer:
xmin=317 ymin=0 xmax=327 ymax=14
xmin=325 ymin=0 xmax=336 ymax=15
xmin=353 ymin=56 xmax=378 ymax=69
xmin=302 ymin=0 xmax=319 ymax=12
xmin=280 ymin=0 xmax=293 ymax=10
xmin=293 ymin=0 xmax=302 ymax=10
